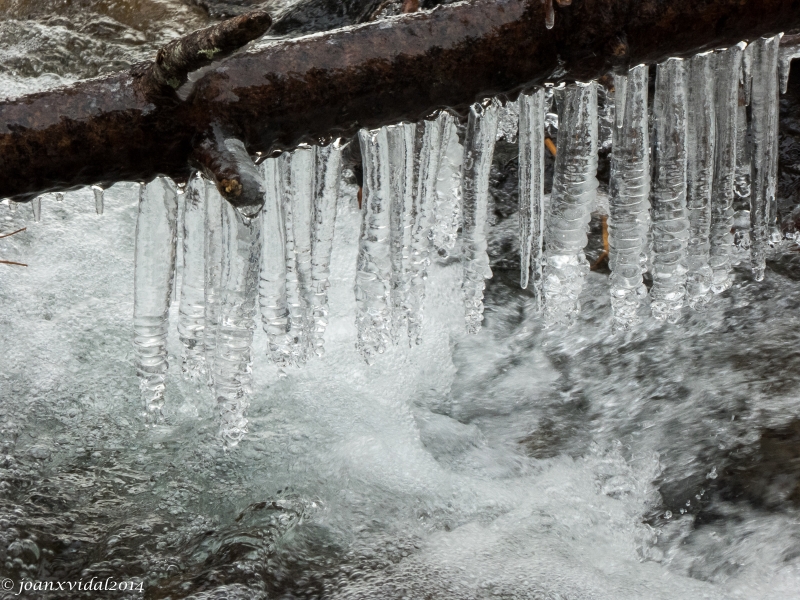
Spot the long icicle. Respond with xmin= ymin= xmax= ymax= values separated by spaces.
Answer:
xmin=650 ymin=58 xmax=690 ymax=323
xmin=309 ymin=140 xmax=344 ymax=356
xmin=178 ymin=172 xmax=207 ymax=380
xmin=213 ymin=201 xmax=262 ymax=448
xmin=543 ymin=82 xmax=598 ymax=326
xmin=431 ymin=113 xmax=463 ymax=256
xmin=280 ymin=147 xmax=314 ymax=363
xmin=259 ymin=157 xmax=295 ymax=369
xmin=608 ymin=65 xmax=650 ymax=330
xmin=133 ymin=176 xmax=178 ymax=422
xmin=204 ymin=177 xmax=225 ymax=380
xmin=408 ymin=115 xmax=448 ymax=345
xmin=710 ymin=43 xmax=745 ymax=293
xmin=387 ymin=122 xmax=417 ymax=343
xmin=748 ymin=34 xmax=782 ymax=281
xmin=355 ymin=127 xmax=393 ymax=362
xmin=685 ymin=52 xmax=716 ymax=310
xmin=518 ymin=88 xmax=546 ymax=308
xmin=462 ymin=100 xmax=499 ymax=334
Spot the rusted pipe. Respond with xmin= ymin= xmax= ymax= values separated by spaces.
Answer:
xmin=1 ymin=0 xmax=799 ymax=211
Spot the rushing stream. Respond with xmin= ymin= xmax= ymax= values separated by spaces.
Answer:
xmin=4 ymin=2 xmax=800 ymax=599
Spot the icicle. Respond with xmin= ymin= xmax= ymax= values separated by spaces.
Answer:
xmin=280 ymin=147 xmax=315 ymax=363
xmin=204 ymin=178 xmax=225 ymax=377
xmin=386 ymin=122 xmax=417 ymax=342
xmin=748 ymin=35 xmax=782 ymax=281
xmin=779 ymin=38 xmax=800 ymax=94
xmin=709 ymin=44 xmax=745 ymax=294
xmin=258 ymin=157 xmax=295 ymax=369
xmin=733 ymin=92 xmax=752 ymax=256
xmin=495 ymin=97 xmax=520 ymax=143
xmin=213 ymin=200 xmax=262 ymax=448
xmin=543 ymin=0 xmax=555 ymax=29
xmin=518 ymin=88 xmax=546 ymax=304
xmin=542 ymin=82 xmax=598 ymax=325
xmin=309 ymin=140 xmax=343 ymax=356
xmin=408 ymin=117 xmax=448 ymax=344
xmin=608 ymin=65 xmax=650 ymax=330
xmin=8 ymin=200 xmax=16 ymax=213
xmin=650 ymin=58 xmax=690 ymax=323
xmin=32 ymin=196 xmax=42 ymax=222
xmin=133 ymin=177 xmax=178 ymax=422
xmin=742 ymin=43 xmax=754 ymax=107
xmin=178 ymin=172 xmax=207 ymax=380
xmin=685 ymin=52 xmax=716 ymax=310
xmin=92 ymin=185 xmax=104 ymax=215
xmin=598 ymin=82 xmax=615 ymax=154
xmin=355 ymin=128 xmax=394 ymax=362
xmin=431 ymin=112 xmax=463 ymax=256
xmin=462 ymin=100 xmax=499 ymax=334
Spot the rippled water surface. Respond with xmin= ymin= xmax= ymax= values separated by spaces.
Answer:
xmin=4 ymin=2 xmax=800 ymax=599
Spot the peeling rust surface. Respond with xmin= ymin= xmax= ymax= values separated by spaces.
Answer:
xmin=1 ymin=0 xmax=800 ymax=202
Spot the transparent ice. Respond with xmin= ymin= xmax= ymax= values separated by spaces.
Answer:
xmin=461 ymin=101 xmax=499 ymax=334
xmin=685 ymin=52 xmax=716 ymax=310
xmin=543 ymin=82 xmax=598 ymax=326
xmin=748 ymin=35 xmax=782 ymax=281
xmin=178 ymin=172 xmax=207 ymax=380
xmin=608 ymin=65 xmax=650 ymax=330
xmin=355 ymin=127 xmax=394 ymax=362
xmin=430 ymin=112 xmax=463 ymax=255
xmin=650 ymin=58 xmax=690 ymax=323
xmin=133 ymin=176 xmax=178 ymax=422
xmin=213 ymin=199 xmax=262 ymax=448
xmin=709 ymin=44 xmax=745 ymax=293
xmin=518 ymin=88 xmax=546 ymax=303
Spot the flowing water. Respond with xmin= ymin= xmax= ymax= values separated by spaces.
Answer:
xmin=4 ymin=3 xmax=800 ymax=600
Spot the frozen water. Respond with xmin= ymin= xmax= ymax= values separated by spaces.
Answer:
xmin=430 ymin=112 xmax=463 ymax=256
xmin=310 ymin=140 xmax=344 ymax=356
xmin=710 ymin=44 xmax=745 ymax=294
xmin=259 ymin=156 xmax=295 ymax=369
xmin=686 ymin=52 xmax=716 ymax=310
xmin=518 ymin=89 xmax=546 ymax=300
xmin=608 ymin=65 xmax=650 ymax=330
xmin=213 ymin=200 xmax=262 ymax=448
xmin=748 ymin=35 xmax=782 ymax=281
xmin=133 ymin=176 xmax=178 ymax=422
xmin=543 ymin=82 xmax=598 ymax=325
xmin=92 ymin=185 xmax=104 ymax=216
xmin=355 ymin=127 xmax=394 ymax=361
xmin=650 ymin=58 xmax=690 ymax=323
xmin=204 ymin=176 xmax=225 ymax=375
xmin=178 ymin=172 xmax=207 ymax=380
xmin=461 ymin=101 xmax=499 ymax=334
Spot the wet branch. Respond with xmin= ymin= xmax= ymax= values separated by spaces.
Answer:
xmin=1 ymin=0 xmax=798 ymax=212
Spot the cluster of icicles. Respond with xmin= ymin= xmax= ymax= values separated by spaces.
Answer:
xmin=16 ymin=34 xmax=796 ymax=445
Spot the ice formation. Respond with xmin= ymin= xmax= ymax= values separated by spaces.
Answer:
xmin=462 ymin=101 xmax=500 ymax=333
xmin=387 ymin=122 xmax=417 ymax=343
xmin=650 ymin=58 xmax=690 ymax=323
xmin=430 ymin=112 xmax=462 ymax=255
xmin=204 ymin=176 xmax=224 ymax=375
xmin=31 ymin=196 xmax=42 ymax=222
xmin=518 ymin=89 xmax=546 ymax=302
xmin=685 ymin=52 xmax=716 ymax=310
xmin=542 ymin=82 xmax=598 ymax=325
xmin=747 ymin=35 xmax=782 ymax=281
xmin=309 ymin=141 xmax=343 ymax=355
xmin=212 ymin=198 xmax=262 ymax=447
xmin=133 ymin=176 xmax=178 ymax=422
xmin=178 ymin=172 xmax=207 ymax=379
xmin=259 ymin=156 xmax=295 ymax=369
xmin=709 ymin=44 xmax=745 ymax=293
xmin=607 ymin=65 xmax=650 ymax=329
xmin=355 ymin=127 xmax=394 ymax=361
